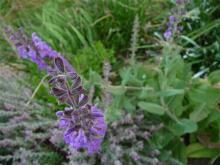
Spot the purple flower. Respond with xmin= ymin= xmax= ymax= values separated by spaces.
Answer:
xmin=5 ymin=27 xmax=107 ymax=154
xmin=163 ymin=30 xmax=172 ymax=40
xmin=16 ymin=45 xmax=29 ymax=58
xmin=56 ymin=105 xmax=107 ymax=154
xmin=5 ymin=28 xmax=75 ymax=73
xmin=163 ymin=0 xmax=187 ymax=40
xmin=168 ymin=15 xmax=175 ymax=24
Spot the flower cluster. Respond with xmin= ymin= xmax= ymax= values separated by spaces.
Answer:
xmin=4 ymin=27 xmax=74 ymax=73
xmin=163 ymin=0 xmax=187 ymax=40
xmin=5 ymin=27 xmax=107 ymax=154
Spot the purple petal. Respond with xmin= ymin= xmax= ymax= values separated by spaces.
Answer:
xmin=87 ymin=138 xmax=102 ymax=154
xmin=91 ymin=106 xmax=104 ymax=118
xmin=56 ymin=111 xmax=63 ymax=117
xmin=59 ymin=118 xmax=70 ymax=128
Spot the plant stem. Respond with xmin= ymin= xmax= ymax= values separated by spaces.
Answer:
xmin=25 ymin=74 xmax=49 ymax=106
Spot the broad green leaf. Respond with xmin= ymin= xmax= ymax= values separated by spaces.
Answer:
xmin=190 ymin=104 xmax=210 ymax=122
xmin=187 ymin=143 xmax=220 ymax=158
xmin=138 ymin=102 xmax=165 ymax=115
xmin=208 ymin=70 xmax=220 ymax=84
xmin=188 ymin=84 xmax=220 ymax=106
xmin=172 ymin=119 xmax=198 ymax=135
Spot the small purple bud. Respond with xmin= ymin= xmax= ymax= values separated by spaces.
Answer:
xmin=56 ymin=111 xmax=63 ymax=117
xmin=163 ymin=30 xmax=172 ymax=40
xmin=54 ymin=57 xmax=65 ymax=73
xmin=59 ymin=118 xmax=70 ymax=128
xmin=169 ymin=15 xmax=175 ymax=24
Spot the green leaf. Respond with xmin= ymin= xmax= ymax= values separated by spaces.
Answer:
xmin=106 ymin=86 xmax=126 ymax=95
xmin=188 ymin=84 xmax=220 ymax=106
xmin=180 ymin=119 xmax=198 ymax=134
xmin=138 ymin=102 xmax=165 ymax=115
xmin=69 ymin=25 xmax=88 ymax=47
xmin=157 ymin=89 xmax=185 ymax=97
xmin=180 ymin=35 xmax=200 ymax=48
xmin=208 ymin=70 xmax=220 ymax=84
xmin=172 ymin=119 xmax=198 ymax=135
xmin=187 ymin=143 xmax=220 ymax=158
xmin=189 ymin=103 xmax=210 ymax=122
xmin=88 ymin=70 xmax=103 ymax=85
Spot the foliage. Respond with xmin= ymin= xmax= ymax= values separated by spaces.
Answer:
xmin=180 ymin=0 xmax=220 ymax=74
xmin=1 ymin=0 xmax=220 ymax=165
xmin=85 ymin=42 xmax=220 ymax=164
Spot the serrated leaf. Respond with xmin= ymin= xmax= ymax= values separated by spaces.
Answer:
xmin=138 ymin=102 xmax=165 ymax=115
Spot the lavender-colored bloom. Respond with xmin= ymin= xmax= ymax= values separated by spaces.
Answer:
xmin=163 ymin=30 xmax=172 ymax=40
xmin=168 ymin=15 xmax=175 ymax=24
xmin=5 ymin=27 xmax=107 ymax=154
xmin=5 ymin=28 xmax=74 ymax=73
xmin=57 ymin=105 xmax=107 ymax=154
xmin=50 ymin=62 xmax=107 ymax=154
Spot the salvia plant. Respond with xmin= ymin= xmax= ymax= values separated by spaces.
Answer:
xmin=4 ymin=27 xmax=107 ymax=155
xmin=2 ymin=1 xmax=220 ymax=164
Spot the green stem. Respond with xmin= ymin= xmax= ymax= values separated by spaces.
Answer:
xmin=25 ymin=74 xmax=50 ymax=106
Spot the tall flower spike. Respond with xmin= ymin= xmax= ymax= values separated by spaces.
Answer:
xmin=5 ymin=27 xmax=107 ymax=154
xmin=52 ymin=57 xmax=107 ymax=154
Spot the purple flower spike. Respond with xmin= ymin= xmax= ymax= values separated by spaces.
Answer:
xmin=51 ymin=57 xmax=107 ymax=154
xmin=5 ymin=27 xmax=107 ymax=154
